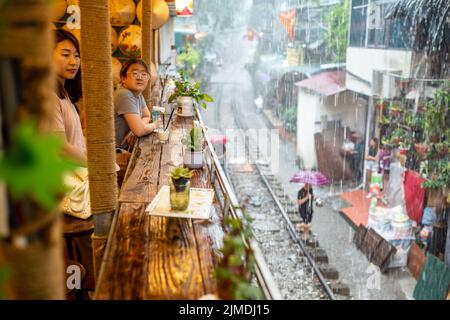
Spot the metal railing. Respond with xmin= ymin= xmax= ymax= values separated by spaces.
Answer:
xmin=195 ymin=106 xmax=282 ymax=300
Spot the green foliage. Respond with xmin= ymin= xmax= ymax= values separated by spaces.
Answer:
xmin=280 ymin=107 xmax=297 ymax=133
xmin=0 ymin=265 xmax=11 ymax=300
xmin=0 ymin=121 xmax=77 ymax=210
xmin=170 ymin=167 xmax=194 ymax=180
xmin=215 ymin=213 xmax=264 ymax=300
xmin=423 ymin=159 xmax=450 ymax=189
xmin=424 ymin=88 xmax=450 ymax=142
xmin=177 ymin=46 xmax=201 ymax=79
xmin=324 ymin=0 xmax=350 ymax=63
xmin=168 ymin=73 xmax=214 ymax=109
xmin=181 ymin=127 xmax=204 ymax=151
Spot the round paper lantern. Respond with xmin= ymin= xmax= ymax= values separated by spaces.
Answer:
xmin=53 ymin=0 xmax=67 ymax=21
xmin=111 ymin=26 xmax=119 ymax=53
xmin=62 ymin=24 xmax=81 ymax=44
xmin=136 ymin=0 xmax=169 ymax=30
xmin=118 ymin=25 xmax=142 ymax=57
xmin=112 ymin=57 xmax=123 ymax=88
xmin=110 ymin=0 xmax=136 ymax=25
xmin=149 ymin=61 xmax=158 ymax=86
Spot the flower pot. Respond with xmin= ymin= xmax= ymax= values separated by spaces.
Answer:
xmin=399 ymin=147 xmax=408 ymax=156
xmin=414 ymin=143 xmax=428 ymax=156
xmin=170 ymin=179 xmax=190 ymax=211
xmin=177 ymin=96 xmax=194 ymax=117
xmin=427 ymin=188 xmax=445 ymax=208
xmin=183 ymin=150 xmax=204 ymax=169
xmin=438 ymin=146 xmax=448 ymax=158
xmin=429 ymin=135 xmax=440 ymax=143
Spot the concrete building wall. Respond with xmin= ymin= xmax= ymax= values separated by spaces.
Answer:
xmin=297 ymin=89 xmax=318 ymax=169
xmin=346 ymin=47 xmax=413 ymax=96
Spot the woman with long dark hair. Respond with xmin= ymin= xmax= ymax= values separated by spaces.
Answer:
xmin=51 ymin=29 xmax=86 ymax=165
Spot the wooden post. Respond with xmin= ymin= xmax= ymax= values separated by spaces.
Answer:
xmin=142 ymin=0 xmax=154 ymax=107
xmin=0 ymin=0 xmax=64 ymax=299
xmin=79 ymin=0 xmax=118 ymax=281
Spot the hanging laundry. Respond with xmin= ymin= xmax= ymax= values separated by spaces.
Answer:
xmin=403 ymin=170 xmax=426 ymax=224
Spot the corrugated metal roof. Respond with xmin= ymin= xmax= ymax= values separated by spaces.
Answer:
xmin=295 ymin=70 xmax=346 ymax=96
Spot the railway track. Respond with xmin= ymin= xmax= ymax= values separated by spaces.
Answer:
xmin=226 ymin=101 xmax=351 ymax=300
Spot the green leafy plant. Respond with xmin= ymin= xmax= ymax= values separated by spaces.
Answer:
xmin=424 ymin=88 xmax=449 ymax=143
xmin=181 ymin=127 xmax=204 ymax=152
xmin=170 ymin=167 xmax=194 ymax=181
xmin=168 ymin=73 xmax=214 ymax=109
xmin=177 ymin=46 xmax=201 ymax=79
xmin=324 ymin=0 xmax=350 ymax=63
xmin=215 ymin=213 xmax=263 ymax=300
xmin=389 ymin=102 xmax=404 ymax=116
xmin=0 ymin=121 xmax=76 ymax=210
xmin=423 ymin=161 xmax=450 ymax=189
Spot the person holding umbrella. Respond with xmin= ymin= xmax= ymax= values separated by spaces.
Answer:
xmin=290 ymin=170 xmax=330 ymax=242
xmin=297 ymin=183 xmax=314 ymax=241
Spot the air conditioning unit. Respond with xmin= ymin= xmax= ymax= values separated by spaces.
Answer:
xmin=372 ymin=69 xmax=402 ymax=99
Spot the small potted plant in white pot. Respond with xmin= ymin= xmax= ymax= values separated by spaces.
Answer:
xmin=182 ymin=127 xmax=204 ymax=169
xmin=168 ymin=74 xmax=214 ymax=117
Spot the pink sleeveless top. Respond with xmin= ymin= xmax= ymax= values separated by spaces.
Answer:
xmin=52 ymin=95 xmax=86 ymax=155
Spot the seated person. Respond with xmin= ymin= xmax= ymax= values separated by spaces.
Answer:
xmin=114 ymin=59 xmax=161 ymax=149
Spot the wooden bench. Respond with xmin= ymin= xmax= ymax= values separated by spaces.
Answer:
xmin=95 ymin=116 xmax=223 ymax=299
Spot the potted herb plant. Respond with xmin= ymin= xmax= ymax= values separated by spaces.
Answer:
xmin=168 ymin=74 xmax=214 ymax=117
xmin=182 ymin=127 xmax=204 ymax=169
xmin=169 ymin=167 xmax=194 ymax=211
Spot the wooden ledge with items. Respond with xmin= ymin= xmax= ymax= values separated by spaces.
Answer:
xmin=94 ymin=114 xmax=223 ymax=300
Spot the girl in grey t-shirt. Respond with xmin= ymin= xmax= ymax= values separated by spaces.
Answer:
xmin=114 ymin=59 xmax=160 ymax=149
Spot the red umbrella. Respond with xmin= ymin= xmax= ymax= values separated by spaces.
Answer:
xmin=289 ymin=171 xmax=330 ymax=186
xmin=209 ymin=135 xmax=228 ymax=145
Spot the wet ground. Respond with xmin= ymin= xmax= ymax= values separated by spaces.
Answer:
xmin=198 ymin=10 xmax=417 ymax=299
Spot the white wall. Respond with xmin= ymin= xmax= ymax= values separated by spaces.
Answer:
xmin=346 ymin=47 xmax=413 ymax=96
xmin=159 ymin=18 xmax=175 ymax=66
xmin=296 ymin=89 xmax=367 ymax=169
xmin=297 ymin=90 xmax=318 ymax=169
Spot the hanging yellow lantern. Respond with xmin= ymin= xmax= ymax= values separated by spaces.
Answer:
xmin=112 ymin=57 xmax=122 ymax=88
xmin=110 ymin=0 xmax=136 ymax=25
xmin=111 ymin=26 xmax=119 ymax=53
xmin=136 ymin=0 xmax=170 ymax=29
xmin=53 ymin=0 xmax=68 ymax=21
xmin=118 ymin=25 xmax=142 ymax=57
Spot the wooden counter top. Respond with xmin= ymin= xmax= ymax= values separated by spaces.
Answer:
xmin=95 ymin=116 xmax=223 ymax=299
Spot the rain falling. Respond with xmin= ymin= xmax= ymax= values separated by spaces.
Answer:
xmin=0 ymin=0 xmax=449 ymax=305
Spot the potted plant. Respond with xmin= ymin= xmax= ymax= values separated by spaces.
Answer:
xmin=169 ymin=167 xmax=194 ymax=211
xmin=423 ymin=178 xmax=446 ymax=208
xmin=214 ymin=214 xmax=263 ymax=300
xmin=414 ymin=142 xmax=428 ymax=156
xmin=390 ymin=128 xmax=407 ymax=146
xmin=422 ymin=162 xmax=450 ymax=208
xmin=182 ymin=127 xmax=204 ymax=169
xmin=389 ymin=102 xmax=404 ymax=116
xmin=168 ymin=73 xmax=214 ymax=117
